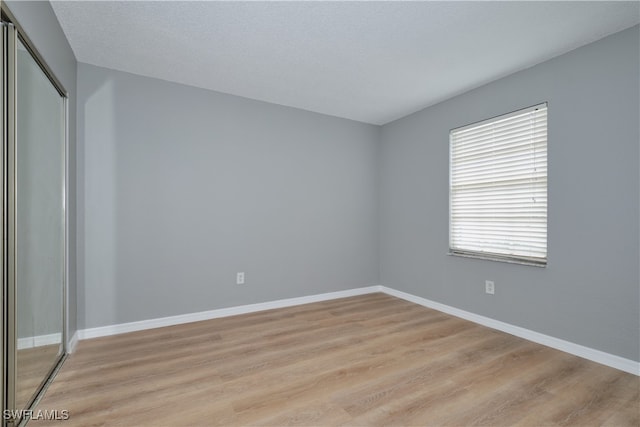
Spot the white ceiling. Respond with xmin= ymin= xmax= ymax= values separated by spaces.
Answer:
xmin=51 ymin=1 xmax=639 ymax=125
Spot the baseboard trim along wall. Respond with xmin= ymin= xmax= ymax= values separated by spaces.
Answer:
xmin=18 ymin=331 xmax=79 ymax=354
xmin=17 ymin=333 xmax=62 ymax=350
xmin=379 ymin=286 xmax=640 ymax=376
xmin=77 ymin=286 xmax=380 ymax=340
xmin=75 ymin=285 xmax=639 ymax=376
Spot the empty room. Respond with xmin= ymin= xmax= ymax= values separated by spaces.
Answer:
xmin=0 ymin=1 xmax=638 ymax=426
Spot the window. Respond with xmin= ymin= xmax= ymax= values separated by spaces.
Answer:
xmin=449 ymin=103 xmax=547 ymax=266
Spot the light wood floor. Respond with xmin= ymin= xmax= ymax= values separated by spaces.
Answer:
xmin=17 ymin=344 xmax=62 ymax=410
xmin=31 ymin=293 xmax=638 ymax=426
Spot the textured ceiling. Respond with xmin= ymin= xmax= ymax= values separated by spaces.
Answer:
xmin=51 ymin=1 xmax=639 ymax=125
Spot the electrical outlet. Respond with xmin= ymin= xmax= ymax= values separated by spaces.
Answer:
xmin=485 ymin=280 xmax=495 ymax=295
xmin=236 ymin=272 xmax=245 ymax=285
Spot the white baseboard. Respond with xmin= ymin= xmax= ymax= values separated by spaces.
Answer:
xmin=74 ymin=284 xmax=639 ymax=376
xmin=17 ymin=333 xmax=62 ymax=350
xmin=380 ymin=286 xmax=640 ymax=376
xmin=67 ymin=331 xmax=78 ymax=354
xmin=78 ymin=286 xmax=381 ymax=340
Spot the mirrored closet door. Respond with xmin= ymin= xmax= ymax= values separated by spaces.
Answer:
xmin=14 ymin=35 xmax=65 ymax=412
xmin=2 ymin=9 xmax=67 ymax=426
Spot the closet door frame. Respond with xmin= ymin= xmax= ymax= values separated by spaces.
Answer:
xmin=1 ymin=4 xmax=69 ymax=426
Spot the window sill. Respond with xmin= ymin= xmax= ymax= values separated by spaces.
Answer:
xmin=447 ymin=251 xmax=547 ymax=268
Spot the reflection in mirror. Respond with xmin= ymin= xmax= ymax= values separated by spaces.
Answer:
xmin=15 ymin=38 xmax=65 ymax=409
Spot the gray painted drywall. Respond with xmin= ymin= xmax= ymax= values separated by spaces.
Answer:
xmin=77 ymin=63 xmax=379 ymax=329
xmin=379 ymin=25 xmax=640 ymax=361
xmin=4 ymin=1 xmax=78 ymax=341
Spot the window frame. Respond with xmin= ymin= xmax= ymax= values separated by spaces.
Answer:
xmin=448 ymin=103 xmax=548 ymax=267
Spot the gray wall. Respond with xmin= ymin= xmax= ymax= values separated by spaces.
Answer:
xmin=77 ymin=63 xmax=379 ymax=329
xmin=379 ymin=25 xmax=639 ymax=361
xmin=5 ymin=1 xmax=78 ymax=341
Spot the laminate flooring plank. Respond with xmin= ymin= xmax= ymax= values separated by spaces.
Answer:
xmin=29 ymin=293 xmax=638 ymax=427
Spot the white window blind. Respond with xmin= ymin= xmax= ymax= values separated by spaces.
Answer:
xmin=449 ymin=103 xmax=547 ymax=266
